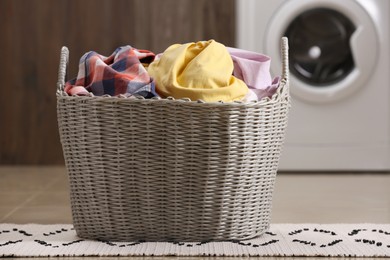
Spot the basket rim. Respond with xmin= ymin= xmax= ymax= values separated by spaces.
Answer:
xmin=57 ymin=80 xmax=289 ymax=109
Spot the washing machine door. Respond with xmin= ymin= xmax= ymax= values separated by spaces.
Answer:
xmin=265 ymin=0 xmax=378 ymax=103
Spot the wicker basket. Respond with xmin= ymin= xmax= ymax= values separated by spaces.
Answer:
xmin=56 ymin=38 xmax=290 ymax=242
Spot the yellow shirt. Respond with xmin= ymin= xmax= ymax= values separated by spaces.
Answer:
xmin=148 ymin=40 xmax=248 ymax=102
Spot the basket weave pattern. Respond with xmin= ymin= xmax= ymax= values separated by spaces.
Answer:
xmin=57 ymin=38 xmax=290 ymax=241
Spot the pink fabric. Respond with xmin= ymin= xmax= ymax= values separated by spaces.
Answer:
xmin=227 ymin=47 xmax=280 ymax=100
xmin=251 ymin=76 xmax=280 ymax=100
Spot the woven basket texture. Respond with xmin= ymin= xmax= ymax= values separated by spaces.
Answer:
xmin=56 ymin=38 xmax=290 ymax=242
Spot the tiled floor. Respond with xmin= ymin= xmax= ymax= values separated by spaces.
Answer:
xmin=1 ymin=166 xmax=389 ymax=224
xmin=0 ymin=166 xmax=72 ymax=224
xmin=1 ymin=166 xmax=389 ymax=259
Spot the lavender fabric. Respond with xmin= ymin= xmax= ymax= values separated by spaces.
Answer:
xmin=227 ymin=47 xmax=280 ymax=100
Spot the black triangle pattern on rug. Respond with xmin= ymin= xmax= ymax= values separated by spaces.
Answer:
xmin=0 ymin=224 xmax=389 ymax=257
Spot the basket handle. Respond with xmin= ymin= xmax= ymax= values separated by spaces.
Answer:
xmin=57 ymin=46 xmax=69 ymax=94
xmin=281 ymin=37 xmax=289 ymax=82
xmin=276 ymin=37 xmax=290 ymax=101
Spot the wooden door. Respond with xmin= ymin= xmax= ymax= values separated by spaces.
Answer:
xmin=0 ymin=0 xmax=235 ymax=164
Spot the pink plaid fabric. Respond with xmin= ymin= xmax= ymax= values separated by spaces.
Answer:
xmin=65 ymin=46 xmax=158 ymax=98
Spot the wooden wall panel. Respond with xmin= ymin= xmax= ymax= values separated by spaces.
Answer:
xmin=0 ymin=0 xmax=235 ymax=164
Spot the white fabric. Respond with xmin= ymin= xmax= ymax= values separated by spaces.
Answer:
xmin=0 ymin=223 xmax=389 ymax=257
xmin=242 ymin=89 xmax=258 ymax=102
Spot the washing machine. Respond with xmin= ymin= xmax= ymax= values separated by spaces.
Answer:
xmin=237 ymin=0 xmax=390 ymax=171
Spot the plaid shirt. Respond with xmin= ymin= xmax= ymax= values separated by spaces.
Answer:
xmin=65 ymin=46 xmax=158 ymax=98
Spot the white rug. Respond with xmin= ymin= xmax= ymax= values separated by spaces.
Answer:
xmin=0 ymin=223 xmax=389 ymax=257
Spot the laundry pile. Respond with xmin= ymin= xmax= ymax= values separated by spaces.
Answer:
xmin=65 ymin=40 xmax=280 ymax=102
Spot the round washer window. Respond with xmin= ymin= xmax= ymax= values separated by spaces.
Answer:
xmin=284 ymin=8 xmax=356 ymax=86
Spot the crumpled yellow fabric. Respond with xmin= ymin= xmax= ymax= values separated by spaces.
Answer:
xmin=148 ymin=40 xmax=248 ymax=102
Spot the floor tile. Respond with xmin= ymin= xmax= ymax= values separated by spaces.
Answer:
xmin=1 ymin=166 xmax=389 ymax=228
xmin=0 ymin=192 xmax=33 ymax=207
xmin=46 ymin=176 xmax=70 ymax=192
xmin=2 ymin=206 xmax=73 ymax=224
xmin=23 ymin=192 xmax=70 ymax=207
xmin=0 ymin=167 xmax=62 ymax=192
xmin=271 ymin=173 xmax=390 ymax=223
xmin=0 ymin=207 xmax=17 ymax=220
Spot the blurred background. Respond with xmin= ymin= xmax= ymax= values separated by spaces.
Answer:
xmin=1 ymin=0 xmax=389 ymax=171
xmin=0 ymin=0 xmax=388 ymax=227
xmin=0 ymin=0 xmax=236 ymax=165
xmin=237 ymin=0 xmax=389 ymax=171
